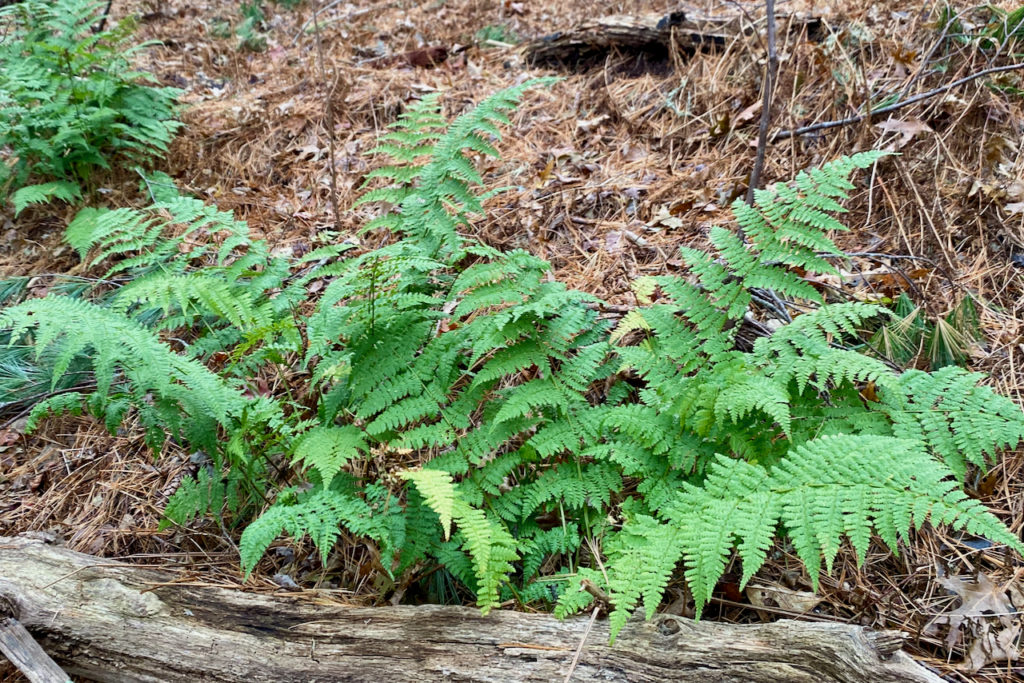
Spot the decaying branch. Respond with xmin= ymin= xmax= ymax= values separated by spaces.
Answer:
xmin=522 ymin=7 xmax=818 ymax=65
xmin=0 ymin=535 xmax=943 ymax=682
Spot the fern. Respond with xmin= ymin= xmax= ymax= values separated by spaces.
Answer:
xmin=880 ymin=366 xmax=1024 ymax=480
xmin=402 ymin=468 xmax=519 ymax=612
xmin=5 ymin=79 xmax=1021 ymax=643
xmin=605 ymin=511 xmax=685 ymax=639
xmin=292 ymin=425 xmax=367 ymax=489
xmin=0 ymin=295 xmax=247 ymax=434
xmin=354 ymin=78 xmax=556 ymax=254
xmin=554 ymin=568 xmax=606 ymax=618
xmin=161 ymin=467 xmax=243 ymax=529
xmin=240 ymin=482 xmax=398 ymax=574
xmin=0 ymin=0 xmax=181 ymax=205
xmin=10 ymin=181 xmax=82 ymax=214
xmin=1 ymin=176 xmax=302 ymax=532
xmin=599 ymin=435 xmax=1023 ymax=640
xmin=65 ymin=195 xmax=254 ymax=275
xmin=24 ymin=391 xmax=86 ymax=431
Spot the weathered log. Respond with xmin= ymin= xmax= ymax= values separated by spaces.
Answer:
xmin=0 ymin=535 xmax=941 ymax=682
xmin=0 ymin=616 xmax=69 ymax=683
xmin=523 ymin=8 xmax=817 ymax=65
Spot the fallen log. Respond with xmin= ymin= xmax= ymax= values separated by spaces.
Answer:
xmin=0 ymin=535 xmax=941 ymax=682
xmin=523 ymin=7 xmax=818 ymax=65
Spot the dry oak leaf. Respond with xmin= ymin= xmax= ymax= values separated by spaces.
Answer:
xmin=875 ymin=117 xmax=932 ymax=150
xmin=924 ymin=571 xmax=1021 ymax=671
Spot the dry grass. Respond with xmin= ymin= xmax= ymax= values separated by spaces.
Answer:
xmin=3 ymin=0 xmax=1024 ymax=679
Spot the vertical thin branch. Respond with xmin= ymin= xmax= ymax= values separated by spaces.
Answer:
xmin=744 ymin=0 xmax=789 ymax=323
xmin=94 ymin=0 xmax=114 ymax=34
xmin=744 ymin=0 xmax=778 ymax=211
xmin=311 ymin=0 xmax=342 ymax=232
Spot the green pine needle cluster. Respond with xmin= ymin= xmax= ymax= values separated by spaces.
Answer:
xmin=3 ymin=79 xmax=1022 ymax=642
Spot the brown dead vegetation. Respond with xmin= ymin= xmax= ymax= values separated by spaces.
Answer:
xmin=3 ymin=0 xmax=1024 ymax=679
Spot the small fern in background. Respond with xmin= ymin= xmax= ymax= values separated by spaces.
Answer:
xmin=4 ymin=80 xmax=1022 ymax=643
xmin=0 ymin=0 xmax=181 ymax=212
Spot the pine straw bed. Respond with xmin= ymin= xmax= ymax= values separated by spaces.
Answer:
xmin=3 ymin=0 xmax=1024 ymax=679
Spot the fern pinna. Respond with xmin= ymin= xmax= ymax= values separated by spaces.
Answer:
xmin=3 ymin=81 xmax=1022 ymax=640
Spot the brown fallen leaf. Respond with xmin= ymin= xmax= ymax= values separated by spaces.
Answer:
xmin=924 ymin=571 xmax=1020 ymax=673
xmin=965 ymin=623 xmax=1020 ymax=672
xmin=403 ymin=46 xmax=449 ymax=68
xmin=1005 ymin=201 xmax=1024 ymax=216
xmin=368 ymin=46 xmax=451 ymax=69
xmin=927 ymin=573 xmax=1015 ymax=643
xmin=875 ymin=117 xmax=932 ymax=150
xmin=735 ymin=100 xmax=761 ymax=124
xmin=576 ymin=115 xmax=610 ymax=133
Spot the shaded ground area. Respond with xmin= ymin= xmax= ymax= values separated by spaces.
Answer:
xmin=3 ymin=0 xmax=1024 ymax=679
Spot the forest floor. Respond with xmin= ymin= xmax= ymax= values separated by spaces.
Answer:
xmin=3 ymin=0 xmax=1024 ymax=679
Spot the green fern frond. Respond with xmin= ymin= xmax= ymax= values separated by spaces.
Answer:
xmin=714 ymin=370 xmax=792 ymax=436
xmin=403 ymin=468 xmax=519 ymax=611
xmin=554 ymin=568 xmax=607 ymax=619
xmin=160 ymin=467 xmax=241 ymax=529
xmin=65 ymin=197 xmax=252 ymax=275
xmin=649 ymin=435 xmax=1023 ymax=616
xmin=881 ymin=366 xmax=1024 ymax=479
xmin=1 ymin=295 xmax=247 ymax=432
xmin=10 ymin=181 xmax=82 ymax=214
xmin=519 ymin=461 xmax=622 ymax=518
xmin=605 ymin=513 xmax=684 ymax=641
xmin=24 ymin=391 xmax=86 ymax=432
xmin=112 ymin=272 xmax=266 ymax=331
xmin=0 ymin=0 xmax=180 ymax=203
xmin=292 ymin=425 xmax=367 ymax=489
xmin=402 ymin=469 xmax=458 ymax=541
xmin=239 ymin=486 xmax=393 ymax=574
xmin=357 ymin=78 xmax=556 ymax=253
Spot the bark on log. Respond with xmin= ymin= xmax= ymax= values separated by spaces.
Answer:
xmin=0 ymin=535 xmax=942 ymax=683
xmin=523 ymin=8 xmax=818 ymax=64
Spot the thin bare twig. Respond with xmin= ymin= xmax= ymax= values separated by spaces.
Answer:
xmin=292 ymin=0 xmax=400 ymax=46
xmin=773 ymin=62 xmax=1024 ymax=141
xmin=311 ymin=0 xmax=343 ymax=232
xmin=562 ymin=606 xmax=599 ymax=683
xmin=744 ymin=0 xmax=777 ymax=209
xmin=94 ymin=0 xmax=114 ymax=34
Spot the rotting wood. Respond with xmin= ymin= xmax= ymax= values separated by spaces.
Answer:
xmin=0 ymin=534 xmax=943 ymax=683
xmin=0 ymin=615 xmax=69 ymax=683
xmin=522 ymin=7 xmax=816 ymax=65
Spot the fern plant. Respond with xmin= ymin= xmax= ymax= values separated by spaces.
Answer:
xmin=0 ymin=0 xmax=181 ymax=212
xmin=0 ymin=173 xmax=308 ymax=528
xmin=4 ymin=81 xmax=1022 ymax=642
xmin=249 ymin=91 xmax=1022 ymax=631
xmin=567 ymin=155 xmax=1024 ymax=638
